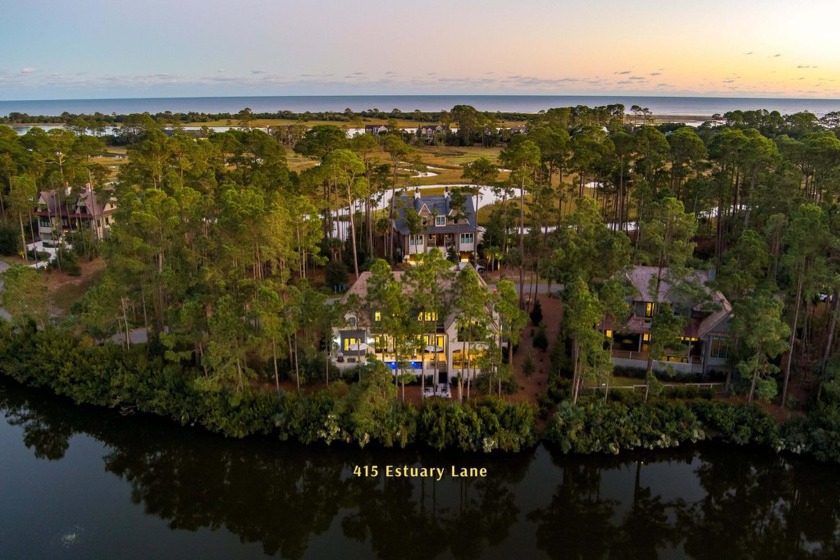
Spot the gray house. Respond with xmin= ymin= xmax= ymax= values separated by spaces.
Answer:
xmin=393 ymin=188 xmax=479 ymax=263
xmin=605 ymin=266 xmax=732 ymax=375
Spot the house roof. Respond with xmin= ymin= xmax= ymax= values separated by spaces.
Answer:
xmin=622 ymin=266 xmax=732 ymax=339
xmin=36 ymin=186 xmax=114 ymax=218
xmin=393 ymin=191 xmax=477 ymax=236
xmin=340 ymin=263 xmax=490 ymax=330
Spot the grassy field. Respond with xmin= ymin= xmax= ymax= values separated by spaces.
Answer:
xmin=286 ymin=144 xmax=508 ymax=184
xmin=48 ymin=259 xmax=107 ymax=315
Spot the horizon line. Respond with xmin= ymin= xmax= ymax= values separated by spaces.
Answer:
xmin=3 ymin=93 xmax=840 ymax=104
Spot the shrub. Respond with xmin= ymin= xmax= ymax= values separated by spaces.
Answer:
xmin=324 ymin=260 xmax=349 ymax=291
xmin=522 ymin=353 xmax=535 ymax=377
xmin=532 ymin=325 xmax=548 ymax=351
xmin=51 ymin=249 xmax=81 ymax=276
xmin=0 ymin=222 xmax=20 ymax=255
xmin=529 ymin=299 xmax=543 ymax=326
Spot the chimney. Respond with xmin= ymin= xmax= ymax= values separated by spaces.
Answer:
xmin=414 ymin=188 xmax=421 ymax=211
xmin=64 ymin=186 xmax=72 ymax=196
xmin=444 ymin=186 xmax=450 ymax=199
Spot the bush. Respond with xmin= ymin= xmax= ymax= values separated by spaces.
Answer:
xmin=419 ymin=397 xmax=537 ymax=452
xmin=529 ymin=299 xmax=543 ymax=326
xmin=52 ymin=249 xmax=81 ymax=276
xmin=324 ymin=260 xmax=349 ymax=291
xmin=65 ymin=230 xmax=100 ymax=259
xmin=609 ymin=388 xmax=644 ymax=405
xmin=532 ymin=325 xmax=548 ymax=351
xmin=545 ymin=397 xmax=788 ymax=456
xmin=27 ymin=249 xmax=50 ymax=260
xmin=0 ymin=222 xmax=20 ymax=256
xmin=522 ymin=353 xmax=535 ymax=377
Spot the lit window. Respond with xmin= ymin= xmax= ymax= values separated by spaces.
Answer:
xmin=643 ymin=333 xmax=650 ymax=342
xmin=710 ymin=336 xmax=729 ymax=359
xmin=343 ymin=337 xmax=359 ymax=351
xmin=605 ymin=330 xmax=612 ymax=338
xmin=374 ymin=311 xmax=381 ymax=322
xmin=645 ymin=303 xmax=655 ymax=318
xmin=417 ymin=311 xmax=438 ymax=322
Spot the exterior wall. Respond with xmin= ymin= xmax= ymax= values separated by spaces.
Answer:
xmin=331 ymin=315 xmax=499 ymax=384
xmin=407 ymin=234 xmax=425 ymax=255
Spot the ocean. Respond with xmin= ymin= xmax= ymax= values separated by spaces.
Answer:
xmin=2 ymin=95 xmax=840 ymax=119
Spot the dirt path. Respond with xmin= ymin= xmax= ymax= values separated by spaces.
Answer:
xmin=509 ymin=294 xmax=563 ymax=405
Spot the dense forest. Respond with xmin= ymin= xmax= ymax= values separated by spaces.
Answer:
xmin=0 ymin=103 xmax=839 ymax=458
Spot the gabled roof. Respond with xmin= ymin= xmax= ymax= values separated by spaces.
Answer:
xmin=37 ymin=191 xmax=63 ymax=214
xmin=340 ymin=263 xmax=491 ymax=330
xmin=36 ymin=186 xmax=114 ymax=217
xmin=76 ymin=187 xmax=113 ymax=215
xmin=393 ymin=191 xmax=476 ymax=236
xmin=622 ymin=266 xmax=732 ymax=339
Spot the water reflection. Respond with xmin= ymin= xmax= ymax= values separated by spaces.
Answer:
xmin=1 ymin=378 xmax=839 ymax=559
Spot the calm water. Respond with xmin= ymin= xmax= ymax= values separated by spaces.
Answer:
xmin=1 ymin=377 xmax=838 ymax=560
xmin=2 ymin=95 xmax=840 ymax=118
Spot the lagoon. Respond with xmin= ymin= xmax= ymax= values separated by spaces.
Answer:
xmin=1 ymin=376 xmax=838 ymax=559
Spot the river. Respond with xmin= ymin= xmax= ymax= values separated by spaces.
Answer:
xmin=1 ymin=377 xmax=838 ymax=559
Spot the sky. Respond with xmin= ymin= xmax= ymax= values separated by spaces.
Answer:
xmin=2 ymin=0 xmax=839 ymax=100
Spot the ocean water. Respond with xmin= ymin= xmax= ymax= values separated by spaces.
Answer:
xmin=2 ymin=95 xmax=840 ymax=119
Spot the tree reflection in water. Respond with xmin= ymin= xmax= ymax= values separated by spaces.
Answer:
xmin=2 ymin=378 xmax=839 ymax=559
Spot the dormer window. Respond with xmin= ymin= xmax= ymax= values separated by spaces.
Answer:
xmin=435 ymin=216 xmax=446 ymax=226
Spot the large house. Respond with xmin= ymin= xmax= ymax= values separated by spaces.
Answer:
xmin=331 ymin=263 xmax=500 ymax=386
xmin=35 ymin=185 xmax=116 ymax=242
xmin=605 ymin=266 xmax=732 ymax=375
xmin=392 ymin=188 xmax=480 ymax=263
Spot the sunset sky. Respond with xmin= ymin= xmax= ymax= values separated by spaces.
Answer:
xmin=2 ymin=0 xmax=839 ymax=100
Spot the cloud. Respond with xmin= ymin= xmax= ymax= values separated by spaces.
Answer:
xmin=20 ymin=67 xmax=35 ymax=74
xmin=628 ymin=76 xmax=646 ymax=81
xmin=649 ymin=72 xmax=662 ymax=76
xmin=772 ymin=53 xmax=782 ymax=58
xmin=615 ymin=70 xmax=631 ymax=75
xmin=745 ymin=51 xmax=753 ymax=55
xmin=250 ymin=69 xmax=266 ymax=75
